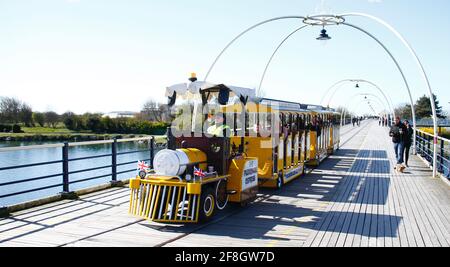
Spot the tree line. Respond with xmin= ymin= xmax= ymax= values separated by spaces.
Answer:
xmin=62 ymin=113 xmax=168 ymax=135
xmin=0 ymin=97 xmax=170 ymax=135
xmin=0 ymin=97 xmax=60 ymax=127
xmin=395 ymin=94 xmax=447 ymax=120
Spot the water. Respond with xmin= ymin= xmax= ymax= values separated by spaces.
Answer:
xmin=0 ymin=141 xmax=162 ymax=207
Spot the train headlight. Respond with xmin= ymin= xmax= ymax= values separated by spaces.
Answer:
xmin=153 ymin=149 xmax=189 ymax=176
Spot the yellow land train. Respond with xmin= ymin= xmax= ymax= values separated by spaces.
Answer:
xmin=129 ymin=79 xmax=341 ymax=223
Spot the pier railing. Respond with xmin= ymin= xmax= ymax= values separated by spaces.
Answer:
xmin=415 ymin=129 xmax=450 ymax=179
xmin=0 ymin=137 xmax=166 ymax=209
xmin=416 ymin=119 xmax=450 ymax=127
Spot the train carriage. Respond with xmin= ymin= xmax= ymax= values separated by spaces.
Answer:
xmin=255 ymin=99 xmax=309 ymax=189
xmin=129 ymin=75 xmax=341 ymax=223
xmin=305 ymin=105 xmax=341 ymax=166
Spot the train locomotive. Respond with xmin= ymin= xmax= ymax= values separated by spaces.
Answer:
xmin=129 ymin=74 xmax=341 ymax=223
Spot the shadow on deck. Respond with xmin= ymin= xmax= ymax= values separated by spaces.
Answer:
xmin=1 ymin=122 xmax=449 ymax=247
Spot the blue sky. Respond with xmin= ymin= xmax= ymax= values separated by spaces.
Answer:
xmin=0 ymin=0 xmax=449 ymax=115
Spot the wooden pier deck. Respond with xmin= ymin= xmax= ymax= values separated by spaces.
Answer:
xmin=1 ymin=121 xmax=449 ymax=247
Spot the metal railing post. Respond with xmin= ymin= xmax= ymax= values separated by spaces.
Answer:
xmin=421 ymin=132 xmax=425 ymax=156
xmin=0 ymin=206 xmax=9 ymax=218
xmin=150 ymin=137 xmax=155 ymax=168
xmin=415 ymin=131 xmax=419 ymax=154
xmin=420 ymin=132 xmax=424 ymax=154
xmin=440 ymin=139 xmax=445 ymax=172
xmin=428 ymin=135 xmax=432 ymax=164
xmin=62 ymin=142 xmax=70 ymax=193
xmin=111 ymin=138 xmax=117 ymax=182
xmin=418 ymin=132 xmax=423 ymax=155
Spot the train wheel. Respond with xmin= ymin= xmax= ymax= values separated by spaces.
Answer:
xmin=216 ymin=180 xmax=229 ymax=210
xmin=199 ymin=187 xmax=216 ymax=222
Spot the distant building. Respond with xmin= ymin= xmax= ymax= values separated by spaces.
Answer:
xmin=102 ymin=111 xmax=137 ymax=119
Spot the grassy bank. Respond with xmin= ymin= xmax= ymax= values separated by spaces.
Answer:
xmin=0 ymin=126 xmax=168 ymax=143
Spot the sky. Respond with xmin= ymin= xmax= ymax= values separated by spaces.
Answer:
xmin=0 ymin=0 xmax=449 ymax=116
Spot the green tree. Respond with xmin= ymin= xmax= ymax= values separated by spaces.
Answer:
xmin=101 ymin=116 xmax=117 ymax=133
xmin=0 ymin=97 xmax=21 ymax=123
xmin=62 ymin=112 xmax=80 ymax=130
xmin=395 ymin=104 xmax=413 ymax=120
xmin=86 ymin=116 xmax=103 ymax=133
xmin=20 ymin=103 xmax=34 ymax=126
xmin=33 ymin=112 xmax=46 ymax=127
xmin=12 ymin=124 xmax=22 ymax=133
xmin=415 ymin=94 xmax=445 ymax=119
xmin=44 ymin=111 xmax=60 ymax=128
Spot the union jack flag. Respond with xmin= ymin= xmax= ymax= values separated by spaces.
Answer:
xmin=194 ymin=167 xmax=206 ymax=178
xmin=137 ymin=161 xmax=150 ymax=171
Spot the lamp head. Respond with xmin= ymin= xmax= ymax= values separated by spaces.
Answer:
xmin=316 ymin=28 xmax=331 ymax=41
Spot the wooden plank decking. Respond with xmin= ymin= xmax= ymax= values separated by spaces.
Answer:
xmin=0 ymin=121 xmax=449 ymax=247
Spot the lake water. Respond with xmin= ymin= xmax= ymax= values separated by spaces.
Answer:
xmin=0 ymin=141 xmax=163 ymax=207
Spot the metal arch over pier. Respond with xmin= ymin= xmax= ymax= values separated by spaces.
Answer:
xmin=203 ymin=13 xmax=439 ymax=177
xmin=340 ymin=93 xmax=391 ymax=126
xmin=322 ymin=79 xmax=396 ymax=121
xmin=340 ymin=12 xmax=439 ymax=177
xmin=256 ymin=24 xmax=309 ymax=96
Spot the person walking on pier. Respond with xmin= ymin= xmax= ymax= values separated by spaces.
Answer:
xmin=390 ymin=117 xmax=407 ymax=172
xmin=403 ymin=120 xmax=414 ymax=167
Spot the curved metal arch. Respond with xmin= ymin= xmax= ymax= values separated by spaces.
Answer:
xmin=204 ymin=16 xmax=308 ymax=81
xmin=323 ymin=79 xmax=396 ymax=122
xmin=345 ymin=93 xmax=389 ymax=115
xmin=320 ymin=80 xmax=349 ymax=105
xmin=340 ymin=12 xmax=438 ymax=176
xmin=342 ymin=99 xmax=383 ymax=127
xmin=326 ymin=80 xmax=394 ymax=111
xmin=255 ymin=21 xmax=417 ymax=151
xmin=257 ymin=25 xmax=309 ymax=96
xmin=342 ymin=96 xmax=388 ymax=126
xmin=342 ymin=22 xmax=418 ymax=154
xmin=344 ymin=99 xmax=381 ymax=124
xmin=340 ymin=93 xmax=389 ymax=126
xmin=204 ymin=13 xmax=437 ymax=176
xmin=346 ymin=99 xmax=384 ymax=123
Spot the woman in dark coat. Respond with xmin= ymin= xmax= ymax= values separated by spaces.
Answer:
xmin=403 ymin=120 xmax=414 ymax=167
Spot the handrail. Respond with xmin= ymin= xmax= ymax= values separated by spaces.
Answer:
xmin=0 ymin=136 xmax=158 ymax=152
xmin=0 ymin=143 xmax=65 ymax=153
xmin=0 ymin=136 xmax=165 ymax=206
xmin=415 ymin=128 xmax=450 ymax=143
xmin=414 ymin=127 xmax=450 ymax=180
xmin=68 ymin=140 xmax=115 ymax=147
